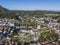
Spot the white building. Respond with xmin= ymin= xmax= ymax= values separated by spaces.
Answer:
xmin=37 ymin=24 xmax=41 ymax=29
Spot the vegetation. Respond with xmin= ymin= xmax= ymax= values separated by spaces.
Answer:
xmin=43 ymin=19 xmax=49 ymax=23
xmin=57 ymin=18 xmax=60 ymax=23
xmin=51 ymin=16 xmax=60 ymax=19
xmin=0 ymin=6 xmax=60 ymax=19
xmin=38 ymin=30 xmax=59 ymax=42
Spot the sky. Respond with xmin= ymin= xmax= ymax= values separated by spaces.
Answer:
xmin=0 ymin=0 xmax=60 ymax=11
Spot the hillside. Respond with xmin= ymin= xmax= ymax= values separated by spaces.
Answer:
xmin=0 ymin=6 xmax=16 ymax=19
xmin=0 ymin=5 xmax=9 ymax=12
xmin=0 ymin=5 xmax=60 ymax=19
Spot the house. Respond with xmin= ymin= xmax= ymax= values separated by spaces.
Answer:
xmin=0 ymin=39 xmax=2 ymax=45
xmin=7 ymin=22 xmax=15 ymax=27
xmin=48 ymin=21 xmax=60 ymax=29
xmin=37 ymin=24 xmax=41 ymax=29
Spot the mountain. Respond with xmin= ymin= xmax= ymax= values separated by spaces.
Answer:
xmin=0 ymin=5 xmax=9 ymax=13
xmin=0 ymin=5 xmax=60 ymax=19
xmin=0 ymin=6 xmax=16 ymax=19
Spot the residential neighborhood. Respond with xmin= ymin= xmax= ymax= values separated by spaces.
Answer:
xmin=0 ymin=14 xmax=60 ymax=45
xmin=0 ymin=0 xmax=60 ymax=45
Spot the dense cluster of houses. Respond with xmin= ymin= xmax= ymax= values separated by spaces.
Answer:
xmin=0 ymin=15 xmax=60 ymax=45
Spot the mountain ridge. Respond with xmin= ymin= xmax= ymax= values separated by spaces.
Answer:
xmin=0 ymin=5 xmax=60 ymax=19
xmin=0 ymin=5 xmax=60 ymax=13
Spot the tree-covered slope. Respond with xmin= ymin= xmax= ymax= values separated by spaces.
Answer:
xmin=0 ymin=5 xmax=60 ymax=19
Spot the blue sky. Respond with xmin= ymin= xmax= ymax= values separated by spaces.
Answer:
xmin=0 ymin=0 xmax=60 ymax=11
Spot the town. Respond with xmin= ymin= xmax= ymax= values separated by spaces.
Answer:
xmin=0 ymin=0 xmax=60 ymax=45
xmin=0 ymin=12 xmax=60 ymax=45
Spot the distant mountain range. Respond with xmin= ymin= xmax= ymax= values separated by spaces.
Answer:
xmin=0 ymin=5 xmax=60 ymax=19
